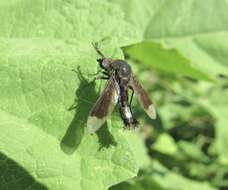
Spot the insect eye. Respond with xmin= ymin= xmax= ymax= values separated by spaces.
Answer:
xmin=97 ymin=58 xmax=111 ymax=69
xmin=97 ymin=58 xmax=103 ymax=63
xmin=96 ymin=58 xmax=104 ymax=68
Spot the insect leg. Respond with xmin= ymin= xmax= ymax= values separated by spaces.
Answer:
xmin=95 ymin=75 xmax=110 ymax=80
xmin=92 ymin=42 xmax=105 ymax=58
xmin=129 ymin=86 xmax=134 ymax=107
xmin=93 ymin=70 xmax=110 ymax=80
xmin=87 ymin=69 xmax=110 ymax=77
xmin=102 ymin=71 xmax=110 ymax=76
xmin=72 ymin=68 xmax=104 ymax=77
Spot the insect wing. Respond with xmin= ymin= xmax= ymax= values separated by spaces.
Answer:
xmin=130 ymin=75 xmax=156 ymax=119
xmin=87 ymin=75 xmax=119 ymax=133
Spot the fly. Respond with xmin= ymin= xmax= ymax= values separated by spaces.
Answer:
xmin=87 ymin=43 xmax=156 ymax=133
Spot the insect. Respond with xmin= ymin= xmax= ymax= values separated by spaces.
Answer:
xmin=87 ymin=43 xmax=156 ymax=133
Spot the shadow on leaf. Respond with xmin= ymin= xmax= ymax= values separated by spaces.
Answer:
xmin=60 ymin=66 xmax=97 ymax=154
xmin=60 ymin=66 xmax=117 ymax=154
xmin=97 ymin=122 xmax=117 ymax=150
xmin=0 ymin=152 xmax=47 ymax=190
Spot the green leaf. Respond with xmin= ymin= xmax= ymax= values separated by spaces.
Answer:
xmin=153 ymin=134 xmax=177 ymax=156
xmin=153 ymin=170 xmax=216 ymax=190
xmin=112 ymin=0 xmax=228 ymax=78
xmin=0 ymin=0 xmax=140 ymax=46
xmin=178 ymin=141 xmax=209 ymax=163
xmin=0 ymin=112 xmax=147 ymax=190
xmin=200 ymin=88 xmax=228 ymax=164
xmin=165 ymin=34 xmax=228 ymax=79
xmin=150 ymin=161 xmax=216 ymax=190
xmin=0 ymin=0 xmax=148 ymax=189
xmin=111 ymin=161 xmax=216 ymax=190
xmin=125 ymin=42 xmax=211 ymax=80
xmin=112 ymin=0 xmax=228 ymax=39
xmin=143 ymin=0 xmax=228 ymax=39
xmin=109 ymin=177 xmax=166 ymax=190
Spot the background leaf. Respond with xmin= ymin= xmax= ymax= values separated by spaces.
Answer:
xmin=112 ymin=0 xmax=228 ymax=78
xmin=110 ymin=0 xmax=228 ymax=190
xmin=124 ymin=42 xmax=211 ymax=80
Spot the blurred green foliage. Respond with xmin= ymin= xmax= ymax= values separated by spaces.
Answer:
xmin=110 ymin=44 xmax=228 ymax=190
xmin=108 ymin=1 xmax=228 ymax=190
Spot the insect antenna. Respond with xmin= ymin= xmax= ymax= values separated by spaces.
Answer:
xmin=91 ymin=42 xmax=105 ymax=58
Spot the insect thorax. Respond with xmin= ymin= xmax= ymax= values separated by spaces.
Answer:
xmin=112 ymin=60 xmax=132 ymax=83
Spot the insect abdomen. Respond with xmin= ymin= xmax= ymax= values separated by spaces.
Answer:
xmin=119 ymin=88 xmax=138 ymax=127
xmin=119 ymin=106 xmax=138 ymax=127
